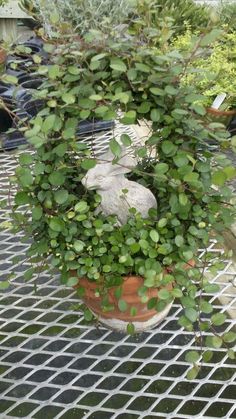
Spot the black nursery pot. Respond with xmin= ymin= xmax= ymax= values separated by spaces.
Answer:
xmin=20 ymin=78 xmax=43 ymax=90
xmin=0 ymin=111 xmax=29 ymax=150
xmin=228 ymin=116 xmax=236 ymax=137
xmin=0 ymin=86 xmax=31 ymax=109
xmin=6 ymin=56 xmax=34 ymax=71
xmin=0 ymin=109 xmax=14 ymax=133
xmin=23 ymin=99 xmax=45 ymax=116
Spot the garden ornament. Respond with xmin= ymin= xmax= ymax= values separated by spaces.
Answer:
xmin=82 ymin=149 xmax=157 ymax=225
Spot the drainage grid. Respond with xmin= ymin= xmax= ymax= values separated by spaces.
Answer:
xmin=0 ymin=151 xmax=236 ymax=419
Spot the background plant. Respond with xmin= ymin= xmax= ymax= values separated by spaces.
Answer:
xmin=132 ymin=0 xmax=211 ymax=36
xmin=218 ymin=0 xmax=236 ymax=31
xmin=20 ymin=0 xmax=136 ymax=37
xmin=172 ymin=30 xmax=236 ymax=109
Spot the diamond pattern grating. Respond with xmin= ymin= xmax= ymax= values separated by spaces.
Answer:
xmin=0 ymin=149 xmax=236 ymax=419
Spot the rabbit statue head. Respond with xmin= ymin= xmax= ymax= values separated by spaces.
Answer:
xmin=82 ymin=150 xmax=137 ymax=191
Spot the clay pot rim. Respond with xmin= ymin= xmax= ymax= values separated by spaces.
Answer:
xmin=0 ymin=47 xmax=6 ymax=64
xmin=206 ymin=107 xmax=236 ymax=116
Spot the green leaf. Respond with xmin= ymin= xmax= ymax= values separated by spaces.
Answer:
xmin=19 ymin=169 xmax=34 ymax=187
xmin=75 ymin=201 xmax=88 ymax=213
xmin=165 ymin=85 xmax=177 ymax=95
xmin=118 ymin=299 xmax=128 ymax=312
xmin=200 ymin=300 xmax=213 ymax=314
xmin=24 ymin=267 xmax=35 ymax=281
xmin=158 ymin=289 xmax=170 ymax=300
xmin=223 ymin=332 xmax=236 ymax=343
xmin=130 ymin=243 xmax=140 ymax=253
xmin=161 ymin=141 xmax=177 ymax=155
xmin=110 ymin=57 xmax=127 ymax=72
xmin=175 ymin=235 xmax=184 ymax=247
xmin=0 ymin=281 xmax=10 ymax=290
xmin=135 ymin=63 xmax=150 ymax=73
xmin=186 ymin=365 xmax=200 ymax=380
xmin=62 ymin=93 xmax=76 ymax=105
xmin=227 ymin=349 xmax=235 ymax=360
xmin=179 ymin=193 xmax=188 ymax=206
xmin=147 ymin=297 xmax=157 ymax=309
xmin=185 ymin=308 xmax=198 ymax=323
xmin=28 ymin=136 xmax=45 ymax=148
xmin=79 ymin=98 xmax=95 ymax=110
xmin=183 ymin=250 xmax=193 ymax=261
xmin=109 ymin=139 xmax=122 ymax=157
xmin=48 ymin=64 xmax=61 ymax=79
xmin=91 ymin=53 xmax=108 ymax=62
xmin=211 ymin=313 xmax=227 ymax=326
xmin=18 ymin=154 xmax=34 ymax=165
xmin=15 ymin=192 xmax=30 ymax=205
xmin=212 ymin=336 xmax=223 ymax=348
xmin=139 ymin=239 xmax=149 ymax=249
xmin=204 ymin=283 xmax=220 ymax=293
xmin=121 ymin=111 xmax=136 ymax=124
xmin=150 ymin=87 xmax=165 ymax=96
xmin=191 ymin=104 xmax=206 ymax=115
xmin=158 ymin=218 xmax=167 ymax=228
xmin=49 ymin=172 xmax=65 ymax=186
xmin=173 ymin=153 xmax=188 ymax=167
xmin=202 ymin=350 xmax=213 ymax=362
xmin=130 ymin=306 xmax=138 ymax=316
xmin=50 ymin=10 xmax=60 ymax=23
xmin=150 ymin=230 xmax=159 ymax=243
xmin=200 ymin=29 xmax=222 ymax=46
xmin=151 ymin=109 xmax=161 ymax=122
xmin=84 ymin=308 xmax=94 ymax=322
xmin=73 ymin=240 xmax=85 ymax=252
xmin=68 ymin=66 xmax=81 ymax=75
xmin=103 ymin=265 xmax=111 ymax=273
xmin=32 ymin=206 xmax=43 ymax=221
xmin=185 ymin=351 xmax=200 ymax=363
xmin=67 ymin=277 xmax=78 ymax=287
xmin=2 ymin=74 xmax=18 ymax=84
xmin=54 ymin=190 xmax=69 ymax=204
xmin=155 ymin=163 xmax=169 ymax=174
xmin=80 ymin=110 xmax=91 ymax=119
xmin=120 ymin=134 xmax=132 ymax=147
xmin=81 ymin=159 xmax=97 ymax=170
xmin=127 ymin=323 xmax=135 ymax=335
xmin=53 ymin=143 xmax=67 ymax=157
xmin=223 ymin=166 xmax=236 ymax=180
xmin=137 ymin=102 xmax=151 ymax=114
xmin=49 ymin=218 xmax=64 ymax=232
xmin=171 ymin=288 xmax=183 ymax=298
xmin=212 ymin=170 xmax=227 ymax=186
xmin=114 ymin=92 xmax=130 ymax=104
xmin=42 ymin=114 xmax=56 ymax=133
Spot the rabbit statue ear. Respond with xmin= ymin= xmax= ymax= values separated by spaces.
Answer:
xmin=98 ymin=148 xmax=137 ymax=175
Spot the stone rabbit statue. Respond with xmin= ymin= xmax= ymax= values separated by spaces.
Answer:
xmin=82 ymin=149 xmax=157 ymax=225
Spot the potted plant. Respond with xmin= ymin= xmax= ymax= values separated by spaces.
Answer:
xmin=172 ymin=29 xmax=236 ymax=126
xmin=6 ymin=4 xmax=236 ymax=378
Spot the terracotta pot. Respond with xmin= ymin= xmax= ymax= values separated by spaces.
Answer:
xmin=206 ymin=107 xmax=236 ymax=117
xmin=75 ymin=275 xmax=173 ymax=332
xmin=73 ymin=260 xmax=195 ymax=333
xmin=0 ymin=48 xmax=6 ymax=65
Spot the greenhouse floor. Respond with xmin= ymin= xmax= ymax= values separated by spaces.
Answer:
xmin=0 ymin=152 xmax=236 ymax=419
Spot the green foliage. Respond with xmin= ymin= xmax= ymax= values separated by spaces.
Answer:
xmin=20 ymin=0 xmax=136 ymax=37
xmin=218 ymin=0 xmax=236 ymax=31
xmin=173 ymin=30 xmax=236 ymax=109
xmin=7 ymin=19 xmax=236 ymax=378
xmin=133 ymin=0 xmax=211 ymax=35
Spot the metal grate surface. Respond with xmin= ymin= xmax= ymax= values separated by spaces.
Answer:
xmin=0 ymin=151 xmax=236 ymax=419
